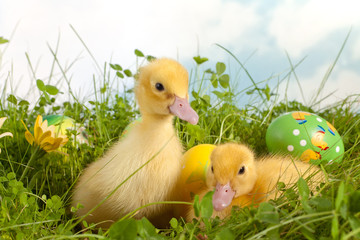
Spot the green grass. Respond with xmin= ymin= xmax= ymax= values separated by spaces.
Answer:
xmin=0 ymin=35 xmax=360 ymax=240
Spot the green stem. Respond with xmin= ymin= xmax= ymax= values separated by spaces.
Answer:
xmin=19 ymin=146 xmax=42 ymax=182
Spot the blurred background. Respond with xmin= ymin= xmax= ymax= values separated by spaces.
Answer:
xmin=1 ymin=0 xmax=359 ymax=108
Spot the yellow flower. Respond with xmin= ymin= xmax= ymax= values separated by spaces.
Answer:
xmin=22 ymin=115 xmax=68 ymax=152
xmin=0 ymin=117 xmax=13 ymax=154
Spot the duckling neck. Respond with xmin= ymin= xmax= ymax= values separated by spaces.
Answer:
xmin=140 ymin=113 xmax=176 ymax=134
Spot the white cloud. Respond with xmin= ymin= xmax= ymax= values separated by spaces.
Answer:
xmin=277 ymin=64 xmax=360 ymax=109
xmin=268 ymin=0 xmax=360 ymax=58
xmin=351 ymin=34 xmax=360 ymax=61
xmin=0 ymin=0 xmax=260 ymax=61
xmin=322 ymin=69 xmax=360 ymax=103
xmin=0 ymin=0 xmax=259 ymax=100
xmin=1 ymin=0 xmax=359 ymax=109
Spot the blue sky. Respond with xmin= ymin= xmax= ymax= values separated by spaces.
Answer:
xmin=0 ymin=0 xmax=359 ymax=109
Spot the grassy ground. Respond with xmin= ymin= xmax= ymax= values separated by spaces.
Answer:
xmin=0 ymin=39 xmax=360 ymax=239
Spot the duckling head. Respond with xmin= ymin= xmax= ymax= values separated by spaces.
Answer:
xmin=135 ymin=58 xmax=198 ymax=125
xmin=207 ymin=143 xmax=257 ymax=211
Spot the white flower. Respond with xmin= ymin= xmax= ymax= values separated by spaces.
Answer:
xmin=0 ymin=117 xmax=13 ymax=154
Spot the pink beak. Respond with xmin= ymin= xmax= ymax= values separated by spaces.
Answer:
xmin=169 ymin=96 xmax=199 ymax=125
xmin=212 ymin=182 xmax=236 ymax=211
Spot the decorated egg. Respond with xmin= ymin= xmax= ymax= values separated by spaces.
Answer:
xmin=42 ymin=115 xmax=89 ymax=145
xmin=266 ymin=111 xmax=344 ymax=164
xmin=121 ymin=118 xmax=142 ymax=138
xmin=179 ymin=144 xmax=216 ymax=201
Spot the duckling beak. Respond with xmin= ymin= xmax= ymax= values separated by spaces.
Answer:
xmin=212 ymin=182 xmax=235 ymax=212
xmin=169 ymin=96 xmax=199 ymax=125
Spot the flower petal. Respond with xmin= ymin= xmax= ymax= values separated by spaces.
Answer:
xmin=0 ymin=117 xmax=7 ymax=128
xmin=48 ymin=125 xmax=57 ymax=138
xmin=34 ymin=115 xmax=43 ymax=141
xmin=0 ymin=132 xmax=13 ymax=138
xmin=59 ymin=137 xmax=69 ymax=147
xmin=38 ymin=131 xmax=52 ymax=145
xmin=40 ymin=139 xmax=54 ymax=150
xmin=41 ymin=143 xmax=54 ymax=152
xmin=41 ymin=119 xmax=49 ymax=133
xmin=36 ymin=122 xmax=47 ymax=144
xmin=25 ymin=131 xmax=34 ymax=145
xmin=42 ymin=141 xmax=60 ymax=152
xmin=51 ymin=138 xmax=63 ymax=149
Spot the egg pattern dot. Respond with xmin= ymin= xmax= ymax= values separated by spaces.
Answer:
xmin=336 ymin=146 xmax=340 ymax=152
xmin=300 ymin=140 xmax=307 ymax=146
xmin=287 ymin=145 xmax=294 ymax=152
xmin=293 ymin=129 xmax=300 ymax=136
xmin=316 ymin=117 xmax=323 ymax=122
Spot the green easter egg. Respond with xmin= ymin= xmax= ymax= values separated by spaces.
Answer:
xmin=266 ymin=111 xmax=344 ymax=164
xmin=42 ymin=115 xmax=89 ymax=145
xmin=43 ymin=115 xmax=73 ymax=129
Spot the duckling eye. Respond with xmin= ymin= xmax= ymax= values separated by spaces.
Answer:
xmin=155 ymin=82 xmax=165 ymax=91
xmin=211 ymin=166 xmax=214 ymax=173
xmin=238 ymin=166 xmax=245 ymax=175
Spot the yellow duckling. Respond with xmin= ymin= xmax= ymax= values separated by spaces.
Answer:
xmin=72 ymin=58 xmax=199 ymax=228
xmin=187 ymin=143 xmax=325 ymax=220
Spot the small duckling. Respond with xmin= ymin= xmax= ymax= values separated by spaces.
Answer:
xmin=187 ymin=143 xmax=325 ymax=220
xmin=72 ymin=58 xmax=199 ymax=228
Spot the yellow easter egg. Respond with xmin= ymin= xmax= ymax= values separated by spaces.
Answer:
xmin=179 ymin=144 xmax=216 ymax=201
